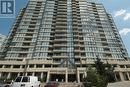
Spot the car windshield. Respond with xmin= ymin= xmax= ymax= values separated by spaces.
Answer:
xmin=22 ymin=77 xmax=30 ymax=82
xmin=15 ymin=77 xmax=30 ymax=82
xmin=15 ymin=77 xmax=22 ymax=82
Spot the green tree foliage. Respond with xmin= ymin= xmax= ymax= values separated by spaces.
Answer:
xmin=95 ymin=57 xmax=108 ymax=87
xmin=106 ymin=62 xmax=116 ymax=82
xmin=95 ymin=57 xmax=116 ymax=83
xmin=95 ymin=58 xmax=106 ymax=75
xmin=83 ymin=57 xmax=116 ymax=87
xmin=83 ymin=66 xmax=107 ymax=87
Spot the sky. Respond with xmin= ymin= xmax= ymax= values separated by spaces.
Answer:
xmin=0 ymin=0 xmax=130 ymax=56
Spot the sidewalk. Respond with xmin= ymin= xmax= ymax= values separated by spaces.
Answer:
xmin=108 ymin=81 xmax=130 ymax=87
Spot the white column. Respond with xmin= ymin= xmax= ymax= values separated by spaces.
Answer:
xmin=17 ymin=73 xmax=20 ymax=77
xmin=41 ymin=72 xmax=43 ymax=79
xmin=20 ymin=65 xmax=22 ymax=69
xmin=65 ymin=70 xmax=68 ymax=83
xmin=47 ymin=71 xmax=50 ymax=82
xmin=32 ymin=72 xmax=35 ymax=76
xmin=25 ymin=73 xmax=27 ymax=76
xmin=27 ymin=65 xmax=29 ymax=68
xmin=42 ymin=65 xmax=44 ymax=68
xmin=114 ymin=73 xmax=118 ymax=81
xmin=34 ymin=64 xmax=36 ymax=68
xmin=2 ymin=65 xmax=5 ymax=68
xmin=84 ymin=71 xmax=87 ymax=78
xmin=127 ymin=72 xmax=130 ymax=80
xmin=7 ymin=73 xmax=11 ymax=79
xmin=0 ymin=73 xmax=2 ymax=78
xmin=77 ymin=70 xmax=80 ymax=83
xmin=119 ymin=72 xmax=125 ymax=81
xmin=124 ymin=65 xmax=127 ymax=68
xmin=11 ymin=65 xmax=13 ymax=68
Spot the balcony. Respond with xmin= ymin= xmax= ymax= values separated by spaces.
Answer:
xmin=24 ymin=38 xmax=32 ymax=41
xmin=115 ymin=68 xmax=130 ymax=72
xmin=54 ymin=34 xmax=67 ymax=37
xmin=55 ymin=30 xmax=67 ymax=32
xmin=56 ymin=18 xmax=67 ymax=21
xmin=57 ymin=9 xmax=67 ymax=15
xmin=7 ymin=51 xmax=31 ymax=54
xmin=53 ymin=44 xmax=67 ymax=47
xmin=54 ymin=39 xmax=67 ymax=41
xmin=18 ymin=53 xmax=27 ymax=57
xmin=0 ymin=68 xmax=24 ymax=72
xmin=56 ymin=22 xmax=67 ymax=25
xmin=55 ymin=14 xmax=66 ymax=17
xmin=53 ymin=49 xmax=67 ymax=53
xmin=52 ymin=55 xmax=67 ymax=59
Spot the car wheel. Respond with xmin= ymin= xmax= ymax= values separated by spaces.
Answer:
xmin=5 ymin=85 xmax=10 ymax=87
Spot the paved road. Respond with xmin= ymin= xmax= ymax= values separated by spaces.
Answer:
xmin=108 ymin=81 xmax=130 ymax=87
xmin=41 ymin=81 xmax=130 ymax=87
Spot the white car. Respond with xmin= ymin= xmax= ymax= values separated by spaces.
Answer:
xmin=11 ymin=76 xmax=40 ymax=87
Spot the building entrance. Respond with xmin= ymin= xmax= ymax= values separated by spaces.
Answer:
xmin=68 ymin=74 xmax=77 ymax=82
xmin=50 ymin=74 xmax=65 ymax=82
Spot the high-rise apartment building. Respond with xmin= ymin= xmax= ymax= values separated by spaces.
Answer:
xmin=0 ymin=0 xmax=130 ymax=83
xmin=0 ymin=34 xmax=6 ymax=49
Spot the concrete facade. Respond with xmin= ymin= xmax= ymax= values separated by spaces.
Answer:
xmin=0 ymin=34 xmax=6 ymax=49
xmin=0 ymin=0 xmax=130 ymax=83
xmin=0 ymin=59 xmax=130 ymax=82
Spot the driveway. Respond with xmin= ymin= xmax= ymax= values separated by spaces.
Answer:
xmin=108 ymin=81 xmax=130 ymax=87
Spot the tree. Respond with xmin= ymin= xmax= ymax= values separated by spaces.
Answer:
xmin=95 ymin=57 xmax=106 ymax=76
xmin=83 ymin=57 xmax=116 ymax=87
xmin=83 ymin=66 xmax=107 ymax=87
xmin=95 ymin=57 xmax=108 ymax=86
xmin=106 ymin=62 xmax=116 ymax=82
xmin=85 ymin=66 xmax=98 ymax=86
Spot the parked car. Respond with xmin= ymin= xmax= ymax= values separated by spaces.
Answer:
xmin=0 ymin=82 xmax=10 ymax=87
xmin=0 ymin=82 xmax=6 ymax=87
xmin=44 ymin=81 xmax=59 ymax=87
xmin=4 ymin=84 xmax=10 ymax=87
xmin=11 ymin=76 xmax=40 ymax=87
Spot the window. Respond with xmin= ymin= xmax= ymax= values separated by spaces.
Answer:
xmin=36 ymin=64 xmax=43 ymax=68
xmin=0 ymin=65 xmax=2 ymax=68
xmin=22 ymin=77 xmax=30 ymax=82
xmin=18 ymin=53 xmax=27 ymax=57
xmin=29 ymin=25 xmax=35 ymax=28
xmin=15 ymin=77 xmax=22 ymax=82
xmin=13 ymin=65 xmax=20 ymax=68
xmin=29 ymin=64 xmax=34 ymax=68
xmin=5 ymin=65 xmax=11 ymax=68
